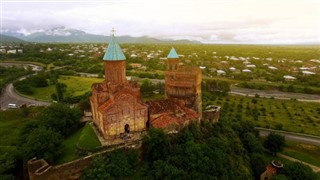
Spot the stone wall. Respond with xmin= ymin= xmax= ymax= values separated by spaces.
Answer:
xmin=28 ymin=142 xmax=140 ymax=180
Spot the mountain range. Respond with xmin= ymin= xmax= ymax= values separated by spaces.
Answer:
xmin=1 ymin=27 xmax=201 ymax=44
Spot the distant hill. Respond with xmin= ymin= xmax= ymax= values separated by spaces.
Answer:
xmin=0 ymin=34 xmax=27 ymax=43
xmin=2 ymin=27 xmax=201 ymax=44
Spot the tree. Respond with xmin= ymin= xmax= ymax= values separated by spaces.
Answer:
xmin=284 ymin=162 xmax=317 ymax=180
xmin=37 ymin=103 xmax=82 ymax=136
xmin=81 ymin=156 xmax=111 ymax=180
xmin=140 ymin=79 xmax=155 ymax=96
xmin=21 ymin=127 xmax=63 ymax=162
xmin=55 ymin=82 xmax=67 ymax=101
xmin=263 ymin=133 xmax=285 ymax=155
xmin=142 ymin=128 xmax=170 ymax=162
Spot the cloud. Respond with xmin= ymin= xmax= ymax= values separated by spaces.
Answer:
xmin=1 ymin=0 xmax=319 ymax=44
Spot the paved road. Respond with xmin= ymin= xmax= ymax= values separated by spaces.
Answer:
xmin=230 ymin=87 xmax=320 ymax=103
xmin=0 ymin=63 xmax=51 ymax=110
xmin=0 ymin=80 xmax=51 ymax=110
xmin=257 ymin=128 xmax=320 ymax=146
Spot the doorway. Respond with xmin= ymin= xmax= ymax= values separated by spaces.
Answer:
xmin=124 ymin=124 xmax=130 ymax=134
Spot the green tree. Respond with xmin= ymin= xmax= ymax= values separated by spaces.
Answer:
xmin=81 ymin=156 xmax=111 ymax=180
xmin=55 ymin=82 xmax=67 ymax=101
xmin=37 ymin=103 xmax=82 ymax=136
xmin=142 ymin=128 xmax=170 ymax=162
xmin=284 ymin=162 xmax=317 ymax=180
xmin=140 ymin=79 xmax=155 ymax=96
xmin=21 ymin=127 xmax=63 ymax=162
xmin=264 ymin=133 xmax=285 ymax=155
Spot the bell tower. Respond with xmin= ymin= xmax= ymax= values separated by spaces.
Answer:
xmin=103 ymin=29 xmax=126 ymax=84
xmin=167 ymin=47 xmax=179 ymax=71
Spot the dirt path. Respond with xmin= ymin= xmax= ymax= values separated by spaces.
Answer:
xmin=277 ymin=153 xmax=320 ymax=172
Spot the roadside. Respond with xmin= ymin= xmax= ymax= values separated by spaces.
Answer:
xmin=277 ymin=153 xmax=320 ymax=173
xmin=230 ymin=87 xmax=320 ymax=103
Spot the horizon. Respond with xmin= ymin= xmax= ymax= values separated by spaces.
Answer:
xmin=1 ymin=0 xmax=319 ymax=44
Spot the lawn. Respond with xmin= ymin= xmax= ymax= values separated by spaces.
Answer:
xmin=282 ymin=142 xmax=320 ymax=167
xmin=21 ymin=76 xmax=103 ymax=101
xmin=56 ymin=123 xmax=101 ymax=164
xmin=205 ymin=93 xmax=320 ymax=136
xmin=55 ymin=127 xmax=83 ymax=164
xmin=0 ymin=108 xmax=34 ymax=146
xmin=77 ymin=123 xmax=101 ymax=151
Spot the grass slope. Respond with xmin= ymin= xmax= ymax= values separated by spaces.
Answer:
xmin=77 ymin=123 xmax=101 ymax=151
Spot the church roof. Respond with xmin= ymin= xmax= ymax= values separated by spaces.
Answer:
xmin=103 ymin=33 xmax=126 ymax=61
xmin=167 ymin=47 xmax=179 ymax=59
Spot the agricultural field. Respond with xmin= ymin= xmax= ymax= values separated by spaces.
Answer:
xmin=204 ymin=93 xmax=320 ymax=136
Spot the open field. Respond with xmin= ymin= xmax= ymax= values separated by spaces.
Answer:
xmin=205 ymin=93 xmax=320 ymax=136
xmin=21 ymin=76 xmax=103 ymax=101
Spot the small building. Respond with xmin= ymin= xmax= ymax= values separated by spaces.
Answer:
xmin=242 ymin=69 xmax=252 ymax=73
xmin=302 ymin=70 xmax=316 ymax=75
xmin=260 ymin=160 xmax=283 ymax=180
xmin=217 ymin=70 xmax=226 ymax=75
xmin=203 ymin=105 xmax=220 ymax=123
xmin=7 ymin=50 xmax=16 ymax=54
xmin=283 ymin=75 xmax=296 ymax=81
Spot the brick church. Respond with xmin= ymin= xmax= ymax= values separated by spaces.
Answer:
xmin=90 ymin=32 xmax=203 ymax=140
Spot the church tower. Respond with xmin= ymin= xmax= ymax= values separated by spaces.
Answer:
xmin=167 ymin=47 xmax=180 ymax=71
xmin=103 ymin=31 xmax=127 ymax=84
xmin=165 ymin=47 xmax=202 ymax=119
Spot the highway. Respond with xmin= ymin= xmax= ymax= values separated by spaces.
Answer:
xmin=257 ymin=127 xmax=320 ymax=146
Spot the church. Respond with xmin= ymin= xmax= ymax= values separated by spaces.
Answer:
xmin=90 ymin=32 xmax=205 ymax=140
xmin=90 ymin=33 xmax=148 ymax=140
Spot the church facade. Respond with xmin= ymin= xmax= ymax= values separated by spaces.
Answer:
xmin=90 ymin=33 xmax=148 ymax=140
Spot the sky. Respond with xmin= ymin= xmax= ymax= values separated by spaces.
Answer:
xmin=1 ymin=0 xmax=319 ymax=44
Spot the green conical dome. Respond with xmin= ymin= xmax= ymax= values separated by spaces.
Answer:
xmin=103 ymin=33 xmax=126 ymax=61
xmin=167 ymin=47 xmax=179 ymax=58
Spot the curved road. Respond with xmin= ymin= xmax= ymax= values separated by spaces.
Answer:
xmin=0 ymin=62 xmax=51 ymax=110
xmin=257 ymin=127 xmax=320 ymax=146
xmin=0 ymin=83 xmax=51 ymax=110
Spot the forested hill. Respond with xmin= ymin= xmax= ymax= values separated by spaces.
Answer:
xmin=0 ymin=34 xmax=27 ymax=43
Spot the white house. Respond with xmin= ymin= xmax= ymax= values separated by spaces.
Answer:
xmin=242 ymin=69 xmax=252 ymax=73
xmin=302 ymin=71 xmax=316 ymax=75
xmin=283 ymin=75 xmax=296 ymax=81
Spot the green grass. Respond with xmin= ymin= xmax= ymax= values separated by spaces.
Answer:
xmin=206 ymin=94 xmax=320 ymax=136
xmin=21 ymin=76 xmax=103 ymax=101
xmin=55 ymin=127 xmax=83 ymax=164
xmin=0 ymin=109 xmax=33 ymax=146
xmin=282 ymin=142 xmax=320 ymax=167
xmin=77 ymin=123 xmax=101 ymax=151
xmin=59 ymin=76 xmax=102 ymax=96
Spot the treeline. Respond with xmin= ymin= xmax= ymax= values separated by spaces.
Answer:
xmin=0 ymin=66 xmax=32 ymax=92
xmin=82 ymin=121 xmax=318 ymax=180
xmin=14 ymin=72 xmax=57 ymax=95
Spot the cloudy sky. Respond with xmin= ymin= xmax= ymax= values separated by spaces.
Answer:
xmin=1 ymin=0 xmax=319 ymax=44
